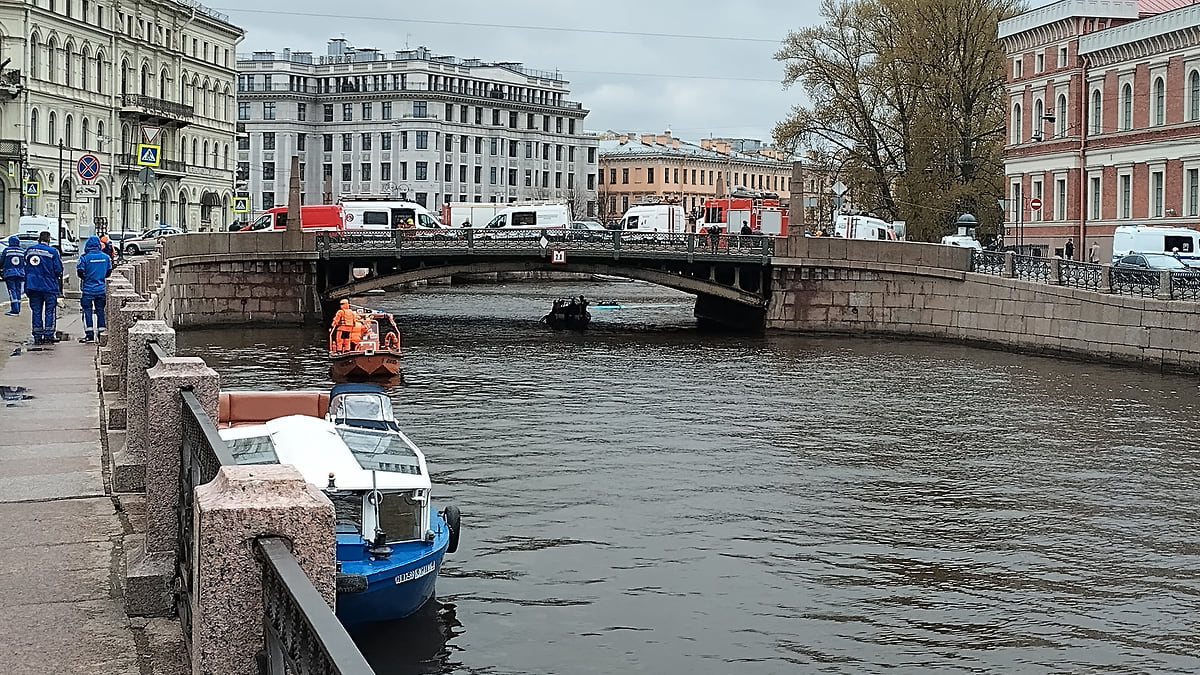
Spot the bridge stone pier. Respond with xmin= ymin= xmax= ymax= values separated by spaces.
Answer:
xmin=769 ymin=236 xmax=1200 ymax=372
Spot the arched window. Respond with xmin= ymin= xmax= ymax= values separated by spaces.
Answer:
xmin=1121 ymin=83 xmax=1132 ymax=130
xmin=30 ymin=109 xmax=39 ymax=144
xmin=1012 ymin=103 xmax=1022 ymax=144
xmin=30 ymin=34 xmax=40 ymax=80
xmin=65 ymin=40 xmax=74 ymax=86
xmin=202 ymin=139 xmax=209 ymax=167
xmin=120 ymin=59 xmax=128 ymax=95
xmin=81 ymin=117 xmax=90 ymax=150
xmin=94 ymin=50 xmax=104 ymax=94
xmin=1154 ymin=77 xmax=1166 ymax=125
xmin=178 ymin=134 xmax=186 ymax=162
xmin=191 ymin=138 xmax=197 ymax=165
xmin=96 ymin=120 xmax=105 ymax=149
xmin=47 ymin=37 xmax=58 ymax=82
xmin=1056 ymin=94 xmax=1067 ymax=136
xmin=48 ymin=111 xmax=57 ymax=144
xmin=64 ymin=114 xmax=73 ymax=148
xmin=1033 ymin=99 xmax=1044 ymax=139
xmin=140 ymin=63 xmax=150 ymax=96
xmin=80 ymin=46 xmax=90 ymax=89
xmin=1091 ymin=89 xmax=1102 ymax=134
xmin=1191 ymin=71 xmax=1200 ymax=122
xmin=159 ymin=68 xmax=168 ymax=99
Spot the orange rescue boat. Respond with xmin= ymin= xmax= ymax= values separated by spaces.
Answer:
xmin=329 ymin=303 xmax=403 ymax=380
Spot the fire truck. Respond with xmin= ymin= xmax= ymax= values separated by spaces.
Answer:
xmin=698 ymin=196 xmax=788 ymax=236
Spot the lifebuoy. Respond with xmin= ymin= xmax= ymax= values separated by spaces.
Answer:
xmin=383 ymin=333 xmax=399 ymax=350
xmin=442 ymin=505 xmax=461 ymax=553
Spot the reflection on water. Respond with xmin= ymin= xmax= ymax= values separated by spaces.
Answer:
xmin=180 ymin=280 xmax=1200 ymax=674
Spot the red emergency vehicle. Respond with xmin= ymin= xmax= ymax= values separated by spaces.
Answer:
xmin=699 ymin=196 xmax=788 ymax=236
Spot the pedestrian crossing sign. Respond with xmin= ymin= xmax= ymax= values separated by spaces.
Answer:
xmin=136 ymin=143 xmax=161 ymax=167
xmin=23 ymin=180 xmax=39 ymax=196
xmin=233 ymin=197 xmax=249 ymax=213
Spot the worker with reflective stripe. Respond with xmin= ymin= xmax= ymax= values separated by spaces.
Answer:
xmin=331 ymin=299 xmax=357 ymax=352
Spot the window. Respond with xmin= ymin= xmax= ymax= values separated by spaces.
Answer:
xmin=1035 ymin=53 xmax=1044 ymax=73
xmin=263 ymin=132 xmax=275 ymax=150
xmin=1057 ymin=46 xmax=1068 ymax=68
xmin=262 ymin=192 xmax=274 ymax=209
xmin=361 ymin=133 xmax=372 ymax=151
xmin=416 ymin=131 xmax=428 ymax=149
xmin=382 ymin=101 xmax=392 ymax=120
xmin=475 ymin=107 xmax=482 ymax=124
xmin=474 ymin=166 xmax=481 ymax=184
xmin=1119 ymin=174 xmax=1131 ymax=219
xmin=297 ymin=135 xmax=306 ymax=151
xmin=381 ymin=133 xmax=391 ymax=151
xmin=588 ymin=147 xmax=596 ymax=163
xmin=1191 ymin=72 xmax=1200 ymax=122
xmin=262 ymin=102 xmax=275 ymax=120
xmin=413 ymin=101 xmax=427 ymax=118
xmin=342 ymin=103 xmax=352 ymax=121
xmin=361 ymin=163 xmax=371 ymax=181
xmin=1013 ymin=57 xmax=1023 ymax=78
xmin=381 ymin=162 xmax=391 ymax=181
xmin=415 ymin=192 xmax=426 ymax=207
xmin=342 ymin=133 xmax=352 ymax=151
xmin=262 ymin=161 xmax=275 ymax=180
xmin=1090 ymin=176 xmax=1101 ymax=220
xmin=475 ymin=137 xmax=483 ymax=154
xmin=1056 ymin=94 xmax=1067 ymax=136
xmin=1055 ymin=178 xmax=1066 ymax=220
xmin=341 ymin=163 xmax=351 ymax=181
xmin=361 ymin=102 xmax=372 ymax=120
xmin=524 ymin=170 xmax=532 ymax=187
xmin=569 ymin=119 xmax=576 ymax=135
xmin=610 ymin=168 xmax=617 ymax=184
xmin=323 ymin=163 xmax=332 ymax=179
xmin=458 ymin=165 xmax=466 ymax=182
xmin=322 ymin=134 xmax=333 ymax=152
xmin=445 ymin=103 xmax=453 ymax=121
xmin=237 ymin=135 xmax=249 ymax=150
xmin=587 ymin=174 xmax=594 ymax=190
xmin=237 ymin=102 xmax=249 ymax=120
xmin=1152 ymin=171 xmax=1164 ymax=217
xmin=1189 ymin=169 xmax=1199 ymax=217
xmin=399 ymin=132 xmax=407 ymax=149
xmin=622 ymin=168 xmax=629 ymax=184
xmin=297 ymin=103 xmax=306 ymax=121
xmin=459 ymin=135 xmax=468 ymax=152
xmin=1090 ymin=90 xmax=1101 ymax=134
xmin=489 ymin=167 xmax=497 ymax=184
xmin=542 ymin=144 xmax=550 ymax=160
xmin=508 ymin=140 xmax=517 ymax=157
xmin=399 ymin=162 xmax=407 ymax=180
xmin=1153 ymin=77 xmax=1165 ymax=126
xmin=647 ymin=167 xmax=655 ymax=183
xmin=236 ymin=161 xmax=249 ymax=181
xmin=508 ymin=169 xmax=516 ymax=185
xmin=490 ymin=138 xmax=497 ymax=155
xmin=509 ymin=111 xmax=517 ymax=128
xmin=527 ymin=113 xmax=535 ymax=129
xmin=1012 ymin=103 xmax=1022 ymax=144
xmin=492 ymin=109 xmax=501 ymax=126
xmin=555 ymin=172 xmax=561 ymax=188
xmin=416 ymin=162 xmax=428 ymax=180
xmin=1121 ymin=84 xmax=1132 ymax=130
xmin=556 ymin=145 xmax=563 ymax=161
xmin=323 ymin=104 xmax=334 ymax=122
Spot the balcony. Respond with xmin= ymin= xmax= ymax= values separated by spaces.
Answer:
xmin=120 ymin=94 xmax=194 ymax=126
xmin=0 ymin=138 xmax=24 ymax=160
xmin=117 ymin=154 xmax=188 ymax=174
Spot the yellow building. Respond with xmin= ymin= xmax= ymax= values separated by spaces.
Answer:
xmin=597 ymin=131 xmax=799 ymax=223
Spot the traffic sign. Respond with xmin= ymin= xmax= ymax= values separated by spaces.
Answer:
xmin=6 ymin=161 xmax=13 ymax=178
xmin=232 ymin=197 xmax=249 ymax=213
xmin=831 ymin=181 xmax=848 ymax=196
xmin=136 ymin=144 xmax=161 ymax=167
xmin=77 ymin=154 xmax=101 ymax=181
xmin=551 ymin=249 xmax=566 ymax=264
xmin=23 ymin=180 xmax=39 ymax=197
xmin=141 ymin=126 xmax=162 ymax=144
xmin=1030 ymin=197 xmax=1042 ymax=210
xmin=75 ymin=184 xmax=100 ymax=199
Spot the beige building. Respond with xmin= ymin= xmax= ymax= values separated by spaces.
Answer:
xmin=597 ymin=131 xmax=801 ymax=222
xmin=0 ymin=0 xmax=243 ymax=236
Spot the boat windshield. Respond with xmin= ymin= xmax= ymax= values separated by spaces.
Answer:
xmin=329 ymin=393 xmax=398 ymax=431
xmin=327 ymin=491 xmax=363 ymax=534
xmin=338 ymin=428 xmax=422 ymax=475
xmin=224 ymin=435 xmax=279 ymax=465
xmin=377 ymin=492 xmax=423 ymax=543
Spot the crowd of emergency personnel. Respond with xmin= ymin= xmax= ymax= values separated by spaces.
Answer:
xmin=2 ymin=231 xmax=113 ymax=345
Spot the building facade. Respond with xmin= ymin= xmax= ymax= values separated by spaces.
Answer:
xmin=236 ymin=40 xmax=599 ymax=220
xmin=0 ymin=0 xmax=242 ymax=236
xmin=1000 ymin=0 xmax=1200 ymax=258
xmin=597 ymin=131 xmax=798 ymax=222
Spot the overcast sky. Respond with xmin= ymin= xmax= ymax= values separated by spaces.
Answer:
xmin=214 ymin=0 xmax=825 ymax=145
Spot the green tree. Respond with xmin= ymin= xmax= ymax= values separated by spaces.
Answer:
xmin=775 ymin=0 xmax=1019 ymax=241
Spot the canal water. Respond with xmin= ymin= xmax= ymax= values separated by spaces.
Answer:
xmin=179 ymin=280 xmax=1200 ymax=675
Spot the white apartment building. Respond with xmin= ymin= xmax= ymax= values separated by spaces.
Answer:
xmin=236 ymin=40 xmax=599 ymax=219
xmin=0 ymin=0 xmax=243 ymax=236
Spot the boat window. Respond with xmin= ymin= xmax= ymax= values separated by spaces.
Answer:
xmin=362 ymin=211 xmax=389 ymax=226
xmin=327 ymin=491 xmax=362 ymax=533
xmin=330 ymin=393 xmax=396 ymax=426
xmin=339 ymin=429 xmax=422 ymax=474
xmin=225 ymin=435 xmax=279 ymax=465
xmin=377 ymin=492 xmax=423 ymax=543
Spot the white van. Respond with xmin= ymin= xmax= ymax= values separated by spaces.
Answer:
xmin=18 ymin=215 xmax=79 ymax=254
xmin=482 ymin=203 xmax=570 ymax=234
xmin=340 ymin=200 xmax=443 ymax=230
xmin=616 ymin=205 xmax=686 ymax=234
xmin=1111 ymin=225 xmax=1200 ymax=265
xmin=834 ymin=214 xmax=901 ymax=241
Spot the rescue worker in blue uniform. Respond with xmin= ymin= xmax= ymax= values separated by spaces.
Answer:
xmin=2 ymin=234 xmax=24 ymax=315
xmin=76 ymin=235 xmax=112 ymax=343
xmin=24 ymin=231 xmax=63 ymax=344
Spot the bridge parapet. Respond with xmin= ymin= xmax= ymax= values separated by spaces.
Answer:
xmin=778 ymin=234 xmax=973 ymax=270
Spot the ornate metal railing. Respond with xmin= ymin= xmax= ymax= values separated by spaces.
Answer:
xmin=1170 ymin=270 xmax=1200 ymax=301
xmin=316 ymin=229 xmax=776 ymax=261
xmin=1012 ymin=254 xmax=1052 ymax=282
xmin=1109 ymin=268 xmax=1161 ymax=297
xmin=121 ymin=93 xmax=195 ymax=119
xmin=258 ymin=537 xmax=375 ymax=674
xmin=970 ymin=250 xmax=1006 ymax=276
xmin=1057 ymin=259 xmax=1103 ymax=291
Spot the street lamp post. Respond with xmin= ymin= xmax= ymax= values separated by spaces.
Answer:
xmin=56 ymin=139 xmax=64 ymax=258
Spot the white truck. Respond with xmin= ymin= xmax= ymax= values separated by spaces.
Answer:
xmin=481 ymin=203 xmax=570 ymax=235
xmin=1111 ymin=225 xmax=1200 ymax=265
xmin=615 ymin=204 xmax=687 ymax=234
xmin=834 ymin=214 xmax=904 ymax=241
xmin=339 ymin=199 xmax=443 ymax=230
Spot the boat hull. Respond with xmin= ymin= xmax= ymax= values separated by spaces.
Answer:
xmin=330 ymin=351 xmax=401 ymax=380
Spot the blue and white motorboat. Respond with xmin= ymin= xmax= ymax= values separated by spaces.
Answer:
xmin=218 ymin=383 xmax=461 ymax=627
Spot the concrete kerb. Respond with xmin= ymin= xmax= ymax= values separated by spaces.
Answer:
xmin=192 ymin=464 xmax=335 ymax=675
xmin=117 ymin=321 xmax=176 ymax=494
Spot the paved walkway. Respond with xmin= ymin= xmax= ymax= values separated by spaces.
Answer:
xmin=0 ymin=309 xmax=156 ymax=674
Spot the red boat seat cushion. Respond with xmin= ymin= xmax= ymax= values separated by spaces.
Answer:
xmin=218 ymin=392 xmax=330 ymax=427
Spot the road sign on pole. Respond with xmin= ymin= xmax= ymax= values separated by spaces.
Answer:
xmin=77 ymin=154 xmax=101 ymax=181
xmin=1029 ymin=197 xmax=1042 ymax=210
xmin=23 ymin=181 xmax=40 ymax=197
xmin=136 ymin=144 xmax=161 ymax=167
xmin=831 ymin=181 xmax=847 ymax=196
xmin=141 ymin=126 xmax=162 ymax=144
xmin=233 ymin=197 xmax=249 ymax=213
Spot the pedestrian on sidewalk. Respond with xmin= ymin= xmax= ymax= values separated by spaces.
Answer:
xmin=76 ymin=235 xmax=112 ymax=343
xmin=1089 ymin=240 xmax=1100 ymax=264
xmin=1065 ymin=239 xmax=1075 ymax=260
xmin=2 ymin=235 xmax=24 ymax=315
xmin=24 ymin=231 xmax=63 ymax=344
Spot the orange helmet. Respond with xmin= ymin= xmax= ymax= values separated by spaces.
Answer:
xmin=339 ymin=299 xmax=349 ymax=306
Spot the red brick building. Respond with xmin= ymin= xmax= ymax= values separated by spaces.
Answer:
xmin=999 ymin=0 xmax=1200 ymax=258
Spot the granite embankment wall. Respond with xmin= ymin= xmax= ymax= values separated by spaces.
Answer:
xmin=159 ymin=231 xmax=322 ymax=326
xmin=769 ymin=236 xmax=1200 ymax=372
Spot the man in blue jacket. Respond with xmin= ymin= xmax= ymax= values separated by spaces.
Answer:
xmin=1 ymin=234 xmax=24 ymax=315
xmin=76 ymin=235 xmax=111 ymax=343
xmin=24 ymin=231 xmax=63 ymax=344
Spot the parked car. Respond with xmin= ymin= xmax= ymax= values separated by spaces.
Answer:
xmin=14 ymin=232 xmax=79 ymax=255
xmin=568 ymin=220 xmax=608 ymax=241
xmin=1112 ymin=253 xmax=1189 ymax=271
xmin=122 ymin=226 xmax=184 ymax=255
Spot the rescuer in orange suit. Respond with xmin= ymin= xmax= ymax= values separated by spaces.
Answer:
xmin=331 ymin=299 xmax=357 ymax=352
xmin=348 ymin=317 xmax=365 ymax=351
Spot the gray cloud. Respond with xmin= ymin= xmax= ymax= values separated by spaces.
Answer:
xmin=219 ymin=0 xmax=821 ymax=143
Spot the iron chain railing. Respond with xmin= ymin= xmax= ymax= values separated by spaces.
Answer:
xmin=970 ymin=250 xmax=1006 ymax=276
xmin=258 ymin=537 xmax=375 ymax=675
xmin=1057 ymin=259 xmax=1103 ymax=291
